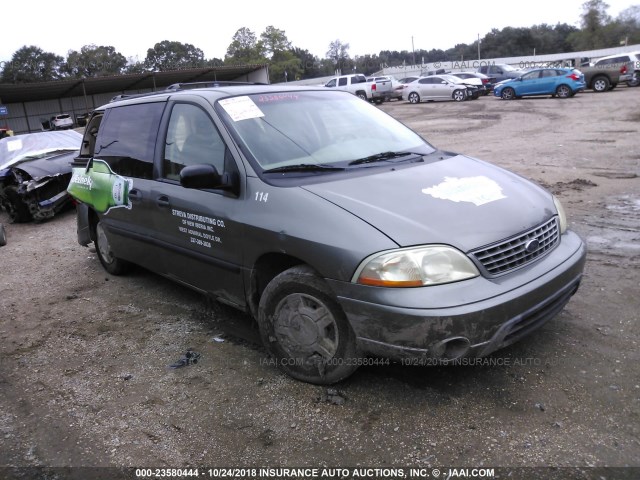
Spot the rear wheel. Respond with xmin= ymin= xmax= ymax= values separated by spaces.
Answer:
xmin=592 ymin=76 xmax=610 ymax=92
xmin=258 ymin=265 xmax=360 ymax=384
xmin=501 ymin=87 xmax=515 ymax=100
xmin=94 ymin=220 xmax=130 ymax=275
xmin=408 ymin=92 xmax=420 ymax=104
xmin=556 ymin=84 xmax=572 ymax=98
xmin=355 ymin=91 xmax=367 ymax=101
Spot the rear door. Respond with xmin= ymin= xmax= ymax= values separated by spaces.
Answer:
xmin=150 ymin=98 xmax=246 ymax=307
xmin=91 ymin=101 xmax=167 ymax=271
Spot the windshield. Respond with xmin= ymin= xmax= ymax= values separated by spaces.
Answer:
xmin=502 ymin=64 xmax=518 ymax=72
xmin=216 ymin=90 xmax=433 ymax=173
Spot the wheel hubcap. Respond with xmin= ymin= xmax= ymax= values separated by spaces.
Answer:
xmin=96 ymin=224 xmax=114 ymax=264
xmin=273 ymin=293 xmax=338 ymax=360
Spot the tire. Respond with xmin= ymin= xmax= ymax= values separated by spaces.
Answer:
xmin=556 ymin=84 xmax=572 ymax=98
xmin=258 ymin=265 xmax=360 ymax=384
xmin=3 ymin=185 xmax=32 ymax=223
xmin=591 ymin=76 xmax=610 ymax=92
xmin=355 ymin=91 xmax=367 ymax=101
xmin=452 ymin=89 xmax=466 ymax=102
xmin=627 ymin=77 xmax=640 ymax=87
xmin=501 ymin=87 xmax=515 ymax=100
xmin=0 ymin=224 xmax=6 ymax=247
xmin=408 ymin=92 xmax=420 ymax=104
xmin=94 ymin=220 xmax=130 ymax=275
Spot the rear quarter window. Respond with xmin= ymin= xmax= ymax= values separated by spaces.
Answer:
xmin=94 ymin=102 xmax=165 ymax=179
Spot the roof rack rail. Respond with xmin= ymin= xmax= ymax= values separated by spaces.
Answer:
xmin=109 ymin=81 xmax=268 ymax=103
xmin=109 ymin=91 xmax=167 ymax=102
xmin=165 ymin=80 xmax=266 ymax=90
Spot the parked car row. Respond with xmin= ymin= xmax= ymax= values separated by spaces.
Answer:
xmin=396 ymin=67 xmax=589 ymax=102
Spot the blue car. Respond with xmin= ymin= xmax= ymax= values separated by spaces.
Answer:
xmin=494 ymin=68 xmax=586 ymax=100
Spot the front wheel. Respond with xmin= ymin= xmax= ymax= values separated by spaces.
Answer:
xmin=0 ymin=224 xmax=6 ymax=246
xmin=94 ymin=220 xmax=130 ymax=275
xmin=452 ymin=89 xmax=466 ymax=102
xmin=556 ymin=84 xmax=572 ymax=98
xmin=501 ymin=87 xmax=515 ymax=100
xmin=258 ymin=265 xmax=360 ymax=384
xmin=408 ymin=92 xmax=420 ymax=104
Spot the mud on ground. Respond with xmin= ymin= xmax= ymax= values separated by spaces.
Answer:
xmin=0 ymin=87 xmax=639 ymax=477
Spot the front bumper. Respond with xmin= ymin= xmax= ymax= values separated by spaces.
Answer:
xmin=327 ymin=230 xmax=586 ymax=361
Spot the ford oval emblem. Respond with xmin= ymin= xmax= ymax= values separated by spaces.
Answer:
xmin=525 ymin=239 xmax=540 ymax=253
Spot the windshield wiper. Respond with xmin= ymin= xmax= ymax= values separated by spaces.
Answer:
xmin=262 ymin=163 xmax=345 ymax=174
xmin=348 ymin=151 xmax=423 ymax=166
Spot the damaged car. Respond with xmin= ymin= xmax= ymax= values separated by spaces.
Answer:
xmin=0 ymin=130 xmax=82 ymax=222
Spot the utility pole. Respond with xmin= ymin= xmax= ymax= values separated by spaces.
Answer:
xmin=412 ymin=36 xmax=416 ymax=66
xmin=477 ymin=33 xmax=481 ymax=61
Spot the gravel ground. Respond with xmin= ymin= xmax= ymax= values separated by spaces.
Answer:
xmin=0 ymin=86 xmax=639 ymax=480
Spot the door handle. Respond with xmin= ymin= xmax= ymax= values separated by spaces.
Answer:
xmin=156 ymin=195 xmax=170 ymax=208
xmin=129 ymin=189 xmax=142 ymax=201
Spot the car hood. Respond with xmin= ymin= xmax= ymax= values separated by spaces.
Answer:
xmin=302 ymin=154 xmax=556 ymax=252
xmin=9 ymin=150 xmax=77 ymax=180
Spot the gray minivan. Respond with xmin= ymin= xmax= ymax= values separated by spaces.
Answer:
xmin=68 ymin=85 xmax=586 ymax=384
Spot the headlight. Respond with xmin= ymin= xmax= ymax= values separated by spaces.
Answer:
xmin=353 ymin=245 xmax=480 ymax=287
xmin=553 ymin=195 xmax=567 ymax=234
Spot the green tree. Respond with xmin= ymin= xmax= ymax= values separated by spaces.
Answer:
xmin=145 ymin=40 xmax=205 ymax=71
xmin=1 ymin=45 xmax=64 ymax=83
xmin=225 ymin=28 xmax=266 ymax=65
xmin=569 ymin=0 xmax=614 ymax=49
xmin=260 ymin=26 xmax=292 ymax=59
xmin=616 ymin=5 xmax=640 ymax=44
xmin=326 ymin=40 xmax=350 ymax=73
xmin=64 ymin=45 xmax=127 ymax=77
xmin=290 ymin=48 xmax=323 ymax=79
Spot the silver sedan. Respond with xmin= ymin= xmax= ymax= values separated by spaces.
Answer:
xmin=402 ymin=75 xmax=469 ymax=103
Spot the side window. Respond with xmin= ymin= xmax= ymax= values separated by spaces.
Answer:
xmin=163 ymin=103 xmax=226 ymax=181
xmin=325 ymin=79 xmax=336 ymax=88
xmin=80 ymin=114 xmax=103 ymax=158
xmin=94 ymin=102 xmax=164 ymax=179
xmin=418 ymin=78 xmax=429 ymax=84
xmin=338 ymin=77 xmax=348 ymax=86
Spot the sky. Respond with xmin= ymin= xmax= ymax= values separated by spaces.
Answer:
xmin=1 ymin=1 xmax=637 ymax=65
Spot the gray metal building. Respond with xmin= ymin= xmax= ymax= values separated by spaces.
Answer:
xmin=0 ymin=64 xmax=269 ymax=134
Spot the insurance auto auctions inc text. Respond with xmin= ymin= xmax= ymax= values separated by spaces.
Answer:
xmin=192 ymin=467 xmax=496 ymax=479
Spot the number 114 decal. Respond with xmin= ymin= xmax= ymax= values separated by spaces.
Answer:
xmin=255 ymin=192 xmax=269 ymax=202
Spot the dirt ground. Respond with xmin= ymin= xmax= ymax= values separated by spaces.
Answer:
xmin=1 ymin=86 xmax=639 ymax=479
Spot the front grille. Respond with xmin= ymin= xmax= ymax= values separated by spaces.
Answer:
xmin=471 ymin=217 xmax=560 ymax=277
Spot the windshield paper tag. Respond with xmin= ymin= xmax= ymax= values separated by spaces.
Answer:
xmin=219 ymin=96 xmax=265 ymax=122
xmin=422 ymin=176 xmax=506 ymax=206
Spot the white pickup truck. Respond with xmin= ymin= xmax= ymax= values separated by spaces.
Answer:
xmin=323 ymin=74 xmax=384 ymax=103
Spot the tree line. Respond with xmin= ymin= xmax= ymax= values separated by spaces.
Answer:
xmin=1 ymin=1 xmax=638 ymax=85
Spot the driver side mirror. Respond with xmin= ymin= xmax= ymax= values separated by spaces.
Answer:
xmin=180 ymin=164 xmax=237 ymax=191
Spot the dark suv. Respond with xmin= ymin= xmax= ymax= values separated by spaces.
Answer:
xmin=68 ymin=84 xmax=586 ymax=384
